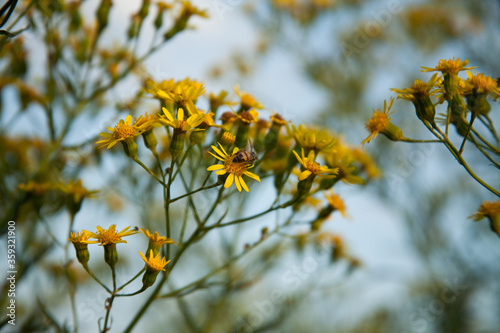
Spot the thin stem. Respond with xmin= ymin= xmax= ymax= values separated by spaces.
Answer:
xmin=429 ymin=124 xmax=500 ymax=197
xmin=132 ymin=156 xmax=167 ymax=187
xmin=116 ymin=268 xmax=146 ymax=293
xmin=170 ymin=183 xmax=220 ymax=203
xmin=83 ymin=265 xmax=112 ymax=293
xmin=401 ymin=138 xmax=443 ymax=143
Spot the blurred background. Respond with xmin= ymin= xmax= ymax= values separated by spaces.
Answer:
xmin=1 ymin=0 xmax=500 ymax=332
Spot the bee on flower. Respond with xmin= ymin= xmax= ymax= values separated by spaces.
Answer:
xmin=207 ymin=142 xmax=261 ymax=192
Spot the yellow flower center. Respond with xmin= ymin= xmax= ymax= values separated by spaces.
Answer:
xmin=225 ymin=159 xmax=248 ymax=177
xmin=468 ymin=74 xmax=497 ymax=94
xmin=114 ymin=123 xmax=136 ymax=140
xmin=304 ymin=159 xmax=321 ymax=174
xmin=366 ymin=111 xmax=389 ymax=133
xmin=97 ymin=229 xmax=123 ymax=245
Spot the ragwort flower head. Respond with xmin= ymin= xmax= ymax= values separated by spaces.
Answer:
xmin=207 ymin=142 xmax=261 ymax=192
xmin=289 ymin=124 xmax=336 ymax=155
xmin=160 ymin=107 xmax=205 ymax=132
xmin=234 ymin=85 xmax=263 ymax=110
xmin=84 ymin=224 xmax=139 ymax=246
xmin=293 ymin=149 xmax=338 ymax=181
xmin=421 ymin=57 xmax=476 ymax=76
xmin=139 ymin=250 xmax=170 ymax=272
xmin=157 ymin=78 xmax=205 ymax=114
xmin=469 ymin=201 xmax=500 ymax=222
xmin=96 ymin=115 xmax=141 ymax=149
xmin=469 ymin=201 xmax=500 ymax=237
xmin=462 ymin=72 xmax=500 ymax=100
xmin=141 ymin=228 xmax=176 ymax=255
xmin=362 ymin=98 xmax=404 ymax=145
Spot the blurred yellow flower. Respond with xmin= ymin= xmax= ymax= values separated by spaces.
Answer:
xmin=292 ymin=149 xmax=338 ymax=181
xmin=96 ymin=115 xmax=141 ymax=149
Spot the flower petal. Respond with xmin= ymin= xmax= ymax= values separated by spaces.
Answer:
xmin=211 ymin=145 xmax=227 ymax=158
xmin=234 ymin=175 xmax=242 ymax=192
xmin=162 ymin=107 xmax=174 ymax=122
xmin=298 ymin=170 xmax=312 ymax=181
xmin=239 ymin=176 xmax=249 ymax=192
xmin=178 ymin=108 xmax=184 ymax=121
xmin=243 ymin=171 xmax=261 ymax=182
xmin=207 ymin=164 xmax=224 ymax=171
xmin=209 ymin=151 xmax=226 ymax=162
xmin=215 ymin=170 xmax=227 ymax=175
xmin=224 ymin=173 xmax=234 ymax=188
xmin=217 ymin=142 xmax=229 ymax=156
xmin=125 ymin=115 xmax=133 ymax=125
xmin=292 ymin=150 xmax=302 ymax=165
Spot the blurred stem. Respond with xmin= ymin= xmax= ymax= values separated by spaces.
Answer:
xmin=101 ymin=266 xmax=117 ymax=333
xmin=165 ymin=157 xmax=175 ymax=260
xmin=401 ymin=138 xmax=442 ymax=143
xmin=83 ymin=265 xmax=112 ymax=294
xmin=479 ymin=114 xmax=500 ymax=147
xmin=116 ymin=268 xmax=146 ymax=293
xmin=428 ymin=124 xmax=500 ymax=197
xmin=170 ymin=183 xmax=220 ymax=203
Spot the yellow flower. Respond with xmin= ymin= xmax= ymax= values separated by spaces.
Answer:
xmin=292 ymin=149 xmax=338 ymax=181
xmin=68 ymin=231 xmax=96 ymax=265
xmin=221 ymin=131 xmax=236 ymax=145
xmin=68 ymin=230 xmax=97 ymax=245
xmin=157 ymin=78 xmax=205 ymax=114
xmin=362 ymin=98 xmax=404 ymax=145
xmin=234 ymin=85 xmax=263 ymax=110
xmin=391 ymin=73 xmax=440 ymax=102
xmin=96 ymin=115 xmax=141 ymax=149
xmin=18 ymin=181 xmax=52 ymax=195
xmin=84 ymin=225 xmax=139 ymax=246
xmin=469 ymin=201 xmax=500 ymax=237
xmin=140 ymin=228 xmax=176 ymax=255
xmin=462 ymin=72 xmax=500 ymax=99
xmin=207 ymin=142 xmax=261 ymax=192
xmin=469 ymin=201 xmax=500 ymax=222
xmin=134 ymin=112 xmax=161 ymax=132
xmin=58 ymin=179 xmax=98 ymax=205
xmin=139 ymin=249 xmax=171 ymax=288
xmin=238 ymin=109 xmax=259 ymax=124
xmin=159 ymin=107 xmax=205 ymax=132
xmin=57 ymin=179 xmax=99 ymax=215
xmin=139 ymin=250 xmax=170 ymax=272
xmin=421 ymin=58 xmax=476 ymax=75
xmin=324 ymin=190 xmax=348 ymax=218
xmin=289 ymin=124 xmax=336 ymax=155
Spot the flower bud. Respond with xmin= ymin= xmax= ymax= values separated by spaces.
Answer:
xmin=72 ymin=242 xmax=90 ymax=266
xmin=170 ymin=129 xmax=186 ymax=159
xmin=121 ymin=137 xmax=138 ymax=158
xmin=142 ymin=128 xmax=157 ymax=151
xmin=380 ymin=123 xmax=405 ymax=142
xmin=96 ymin=0 xmax=112 ymax=36
xmin=104 ymin=243 xmax=118 ymax=268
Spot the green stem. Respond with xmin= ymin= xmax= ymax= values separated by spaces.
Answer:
xmin=132 ymin=156 xmax=168 ymax=187
xmin=170 ymin=183 xmax=220 ymax=203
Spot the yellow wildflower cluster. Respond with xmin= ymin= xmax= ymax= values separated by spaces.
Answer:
xmin=366 ymin=58 xmax=500 ymax=232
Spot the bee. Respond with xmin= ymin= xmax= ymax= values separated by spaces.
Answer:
xmin=232 ymin=140 xmax=258 ymax=166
